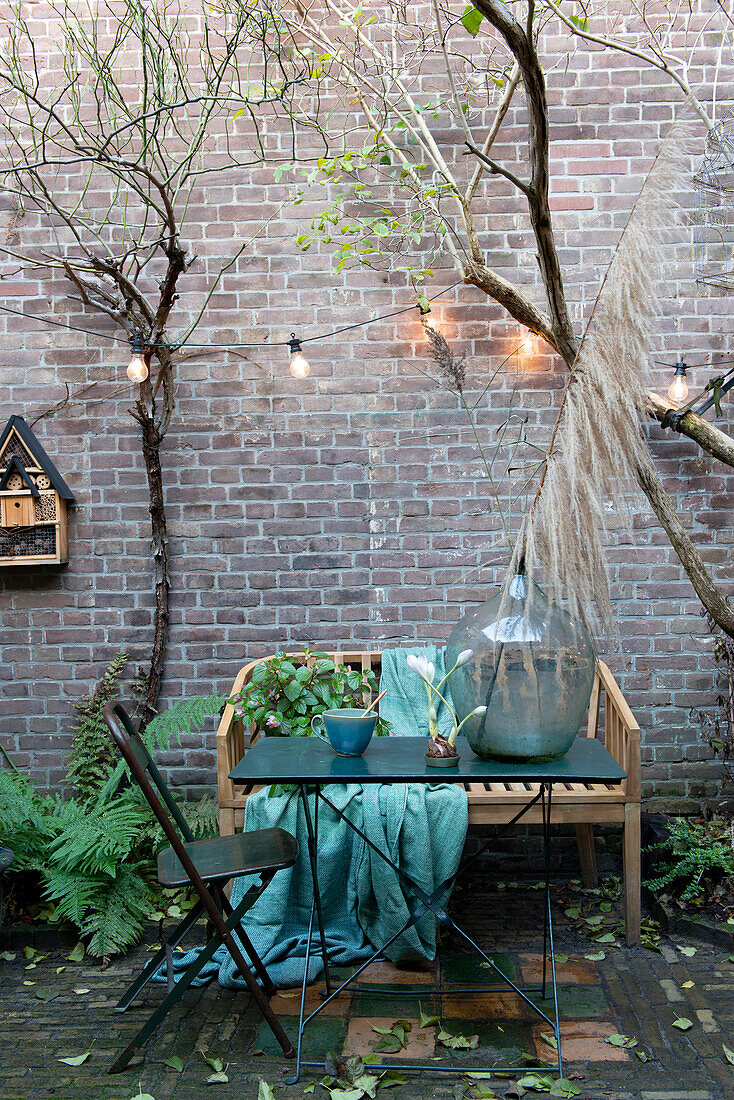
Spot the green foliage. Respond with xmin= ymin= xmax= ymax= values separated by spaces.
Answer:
xmin=645 ymin=816 xmax=734 ymax=902
xmin=0 ymin=660 xmax=218 ymax=956
xmin=145 ymin=693 xmax=226 ymax=750
xmin=66 ymin=652 xmax=129 ymax=798
xmin=228 ymin=647 xmax=390 ymax=741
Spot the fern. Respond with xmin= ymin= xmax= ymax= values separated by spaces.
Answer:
xmin=77 ymin=865 xmax=154 ymax=958
xmin=66 ymin=652 xmax=129 ymax=799
xmin=145 ymin=694 xmax=227 ymax=750
xmin=48 ymin=796 xmax=148 ymax=877
xmin=645 ymin=817 xmax=734 ymax=902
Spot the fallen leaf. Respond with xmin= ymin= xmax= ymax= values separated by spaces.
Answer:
xmin=23 ymin=946 xmax=37 ymax=960
xmin=539 ymin=1033 xmax=558 ymax=1050
xmin=585 ymin=915 xmax=604 ymax=926
xmin=252 ymin=1048 xmax=264 ymax=1056
xmin=58 ymin=1051 xmax=90 ymax=1066
xmin=68 ymin=941 xmax=85 ymax=962
xmin=207 ymin=1072 xmax=229 ymax=1084
xmin=258 ymin=1081 xmax=276 ymax=1100
xmin=599 ymin=902 xmax=612 ymax=912
xmin=378 ymin=1070 xmax=408 ymax=1088
xmin=437 ymin=1028 xmax=479 ymax=1050
xmin=584 ymin=952 xmax=605 ymax=961
xmin=73 ymin=987 xmax=91 ymax=995
xmin=682 ymin=980 xmax=694 ymax=988
xmin=278 ymin=990 xmax=301 ymax=998
xmin=549 ymin=1082 xmax=581 ymax=1097
xmin=35 ymin=988 xmax=60 ymax=1001
xmin=678 ymin=946 xmax=697 ymax=957
xmin=165 ymin=1055 xmax=184 ymax=1071
xmin=372 ymin=1034 xmax=403 ymax=1054
xmin=1 ymin=950 xmax=17 ymax=961
xmin=353 ymin=1072 xmax=380 ymax=1098
xmin=672 ymin=1017 xmax=693 ymax=1031
xmin=564 ymin=907 xmax=580 ymax=919
xmin=204 ymin=1056 xmax=224 ymax=1072
xmin=722 ymin=1043 xmax=734 ymax=1066
xmin=635 ymin=1050 xmax=649 ymax=1062
xmin=554 ymin=954 xmax=568 ymax=965
xmin=55 ymin=966 xmax=66 ymax=975
xmin=418 ymin=1003 xmax=441 ymax=1028
xmin=594 ymin=933 xmax=618 ymax=944
xmin=304 ymin=1086 xmax=315 ymax=1095
xmin=604 ymin=1034 xmax=636 ymax=1048
xmin=22 ymin=980 xmax=35 ymax=986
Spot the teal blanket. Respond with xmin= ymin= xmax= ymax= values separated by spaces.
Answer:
xmin=162 ymin=645 xmax=468 ymax=989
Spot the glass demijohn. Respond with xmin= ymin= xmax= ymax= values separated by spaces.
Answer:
xmin=447 ymin=574 xmax=596 ymax=761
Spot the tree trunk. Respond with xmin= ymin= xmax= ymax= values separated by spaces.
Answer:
xmin=136 ymin=408 xmax=170 ymax=727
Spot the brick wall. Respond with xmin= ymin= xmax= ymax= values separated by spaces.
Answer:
xmin=1 ymin=3 xmax=733 ymax=808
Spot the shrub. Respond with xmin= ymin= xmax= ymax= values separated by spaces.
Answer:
xmin=645 ymin=816 xmax=734 ymax=903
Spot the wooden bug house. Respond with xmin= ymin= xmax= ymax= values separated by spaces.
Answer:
xmin=0 ymin=416 xmax=74 ymax=566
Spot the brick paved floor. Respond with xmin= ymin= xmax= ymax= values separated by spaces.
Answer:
xmin=1 ymin=880 xmax=732 ymax=1100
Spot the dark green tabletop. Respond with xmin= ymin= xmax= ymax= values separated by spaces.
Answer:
xmin=229 ymin=735 xmax=626 ymax=786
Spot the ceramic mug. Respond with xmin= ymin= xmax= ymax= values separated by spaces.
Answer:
xmin=310 ymin=709 xmax=377 ymax=757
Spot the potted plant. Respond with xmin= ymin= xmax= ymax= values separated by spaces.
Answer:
xmin=229 ymin=648 xmax=391 ymax=741
xmin=406 ymin=650 xmax=486 ymax=766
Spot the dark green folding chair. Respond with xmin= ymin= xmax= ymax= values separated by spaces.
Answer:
xmin=103 ymin=701 xmax=297 ymax=1073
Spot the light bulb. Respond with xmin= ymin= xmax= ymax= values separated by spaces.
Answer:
xmin=288 ymin=334 xmax=310 ymax=378
xmin=127 ymin=333 xmax=149 ymax=383
xmin=668 ymin=366 xmax=689 ymax=404
xmin=127 ymin=353 xmax=149 ymax=384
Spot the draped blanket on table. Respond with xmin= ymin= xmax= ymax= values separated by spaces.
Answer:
xmin=162 ymin=645 xmax=468 ymax=988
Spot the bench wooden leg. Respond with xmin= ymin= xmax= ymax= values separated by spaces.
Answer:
xmin=219 ymin=808 xmax=237 ymax=838
xmin=623 ymin=802 xmax=641 ymax=946
xmin=575 ymin=824 xmax=598 ymax=888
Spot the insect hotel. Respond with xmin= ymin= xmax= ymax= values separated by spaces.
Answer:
xmin=0 ymin=415 xmax=74 ymax=566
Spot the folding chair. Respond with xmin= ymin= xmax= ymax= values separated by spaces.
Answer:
xmin=103 ymin=702 xmax=297 ymax=1073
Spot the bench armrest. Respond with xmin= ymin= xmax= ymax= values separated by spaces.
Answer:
xmin=595 ymin=659 xmax=641 ymax=798
xmin=216 ymin=660 xmax=260 ymax=808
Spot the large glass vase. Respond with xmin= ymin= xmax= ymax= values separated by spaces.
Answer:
xmin=447 ymin=574 xmax=596 ymax=761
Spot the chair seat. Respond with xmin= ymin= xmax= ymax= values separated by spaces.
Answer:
xmin=157 ymin=827 xmax=297 ymax=888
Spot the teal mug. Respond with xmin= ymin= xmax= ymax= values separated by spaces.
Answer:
xmin=310 ymin=709 xmax=377 ymax=757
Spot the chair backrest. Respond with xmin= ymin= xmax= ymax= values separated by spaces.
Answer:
xmin=103 ymin=701 xmax=195 ymax=845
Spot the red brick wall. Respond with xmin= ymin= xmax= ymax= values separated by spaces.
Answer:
xmin=0 ymin=4 xmax=732 ymax=806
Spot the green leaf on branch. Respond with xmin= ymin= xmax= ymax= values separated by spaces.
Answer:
xmin=461 ymin=6 xmax=484 ymax=36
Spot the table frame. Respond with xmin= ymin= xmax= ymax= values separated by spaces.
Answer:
xmin=230 ymin=737 xmax=626 ymax=1084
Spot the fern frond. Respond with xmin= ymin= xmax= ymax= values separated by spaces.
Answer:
xmin=42 ymin=868 xmax=102 ymax=927
xmin=145 ymin=694 xmax=226 ymax=751
xmin=48 ymin=797 xmax=148 ymax=876
xmin=79 ymin=865 xmax=153 ymax=957
xmin=66 ymin=651 xmax=129 ymax=799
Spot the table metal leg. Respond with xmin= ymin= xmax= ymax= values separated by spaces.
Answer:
xmin=290 ymin=781 xmax=564 ymax=1084
xmin=299 ymin=784 xmax=332 ymax=993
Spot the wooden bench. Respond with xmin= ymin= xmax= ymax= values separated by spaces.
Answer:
xmin=216 ymin=652 xmax=641 ymax=944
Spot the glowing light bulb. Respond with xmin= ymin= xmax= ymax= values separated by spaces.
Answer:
xmin=668 ymin=365 xmax=689 ymax=404
xmin=521 ymin=334 xmax=534 ymax=354
xmin=288 ymin=334 xmax=310 ymax=378
xmin=127 ymin=334 xmax=149 ymax=384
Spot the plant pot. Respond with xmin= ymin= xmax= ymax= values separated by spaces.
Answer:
xmin=425 ymin=752 xmax=461 ymax=768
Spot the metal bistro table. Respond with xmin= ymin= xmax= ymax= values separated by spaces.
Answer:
xmin=230 ymin=735 xmax=626 ymax=1083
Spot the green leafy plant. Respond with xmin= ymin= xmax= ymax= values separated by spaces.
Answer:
xmin=145 ymin=693 xmax=227 ymax=750
xmin=66 ymin=652 xmax=130 ymax=797
xmin=645 ymin=816 xmax=734 ymax=902
xmin=228 ymin=648 xmax=390 ymax=740
xmin=0 ymin=655 xmax=217 ymax=956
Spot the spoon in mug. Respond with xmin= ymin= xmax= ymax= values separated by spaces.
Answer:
xmin=360 ymin=689 xmax=387 ymax=717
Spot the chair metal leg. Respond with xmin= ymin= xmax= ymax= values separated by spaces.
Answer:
xmin=217 ymin=882 xmax=277 ymax=995
xmin=109 ymin=881 xmax=292 ymax=1072
xmin=116 ymin=900 xmax=204 ymax=1012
